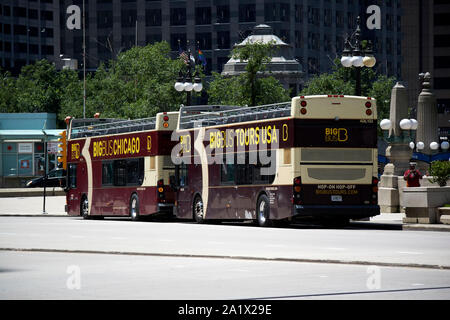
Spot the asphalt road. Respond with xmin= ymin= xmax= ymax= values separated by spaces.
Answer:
xmin=0 ymin=216 xmax=449 ymax=300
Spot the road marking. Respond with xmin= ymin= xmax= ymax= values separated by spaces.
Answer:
xmin=318 ymin=275 xmax=329 ymax=278
xmin=70 ymin=235 xmax=86 ymax=239
xmin=412 ymin=283 xmax=425 ymax=286
xmin=158 ymin=239 xmax=175 ymax=242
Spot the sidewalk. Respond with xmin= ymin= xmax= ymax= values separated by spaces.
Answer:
xmin=0 ymin=195 xmax=67 ymax=217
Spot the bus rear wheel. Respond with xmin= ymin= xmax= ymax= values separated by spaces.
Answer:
xmin=193 ymin=196 xmax=205 ymax=224
xmin=130 ymin=194 xmax=140 ymax=221
xmin=257 ymin=195 xmax=272 ymax=227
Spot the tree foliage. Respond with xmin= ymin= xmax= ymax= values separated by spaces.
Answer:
xmin=59 ymin=41 xmax=184 ymax=121
xmin=207 ymin=41 xmax=290 ymax=106
xmin=0 ymin=42 xmax=186 ymax=125
xmin=300 ymin=58 xmax=397 ymax=130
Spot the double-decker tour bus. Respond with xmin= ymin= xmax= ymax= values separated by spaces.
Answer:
xmin=170 ymin=95 xmax=380 ymax=226
xmin=65 ymin=112 xmax=178 ymax=220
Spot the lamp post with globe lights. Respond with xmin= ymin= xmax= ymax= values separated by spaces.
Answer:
xmin=414 ymin=139 xmax=450 ymax=163
xmin=380 ymin=118 xmax=418 ymax=151
xmin=174 ymin=48 xmax=203 ymax=106
xmin=340 ymin=16 xmax=376 ymax=96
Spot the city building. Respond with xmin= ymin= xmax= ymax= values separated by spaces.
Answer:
xmin=401 ymin=0 xmax=450 ymax=139
xmin=0 ymin=0 xmax=61 ymax=75
xmin=2 ymin=1 xmax=402 ymax=78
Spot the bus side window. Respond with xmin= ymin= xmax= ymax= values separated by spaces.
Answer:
xmin=114 ymin=160 xmax=127 ymax=186
xmin=68 ymin=164 xmax=77 ymax=189
xmin=102 ymin=161 xmax=113 ymax=186
xmin=126 ymin=159 xmax=139 ymax=185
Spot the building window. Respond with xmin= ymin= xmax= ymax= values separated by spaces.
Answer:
xmin=171 ymin=8 xmax=186 ymax=26
xmin=216 ymin=5 xmax=229 ymax=23
xmin=265 ymin=2 xmax=277 ymax=21
xmin=97 ymin=11 xmax=113 ymax=29
xmin=434 ymin=34 xmax=450 ymax=47
xmin=308 ymin=57 xmax=319 ymax=74
xmin=307 ymin=7 xmax=320 ymax=26
xmin=295 ymin=31 xmax=303 ymax=48
xmin=146 ymin=9 xmax=161 ymax=26
xmin=434 ymin=13 xmax=450 ymax=26
xmin=435 ymin=56 xmax=450 ymax=69
xmin=336 ymin=11 xmax=344 ymax=28
xmin=40 ymin=10 xmax=53 ymax=21
xmin=121 ymin=10 xmax=136 ymax=28
xmin=196 ymin=33 xmax=212 ymax=50
xmin=171 ymin=33 xmax=186 ymax=51
xmin=294 ymin=4 xmax=303 ymax=22
xmin=217 ymin=31 xmax=230 ymax=49
xmin=195 ymin=7 xmax=211 ymax=25
xmin=435 ymin=77 xmax=450 ymax=90
xmin=239 ymin=4 xmax=256 ymax=22
xmin=41 ymin=45 xmax=54 ymax=55
xmin=13 ymin=7 xmax=27 ymax=18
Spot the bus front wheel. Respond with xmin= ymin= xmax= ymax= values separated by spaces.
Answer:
xmin=257 ymin=195 xmax=272 ymax=227
xmin=193 ymin=196 xmax=205 ymax=224
xmin=130 ymin=194 xmax=140 ymax=221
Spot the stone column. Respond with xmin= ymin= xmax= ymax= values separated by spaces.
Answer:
xmin=416 ymin=72 xmax=438 ymax=156
xmin=378 ymin=82 xmax=413 ymax=213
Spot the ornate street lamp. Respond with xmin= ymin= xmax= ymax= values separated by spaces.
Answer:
xmin=380 ymin=118 xmax=418 ymax=145
xmin=340 ymin=16 xmax=376 ymax=96
xmin=174 ymin=48 xmax=203 ymax=106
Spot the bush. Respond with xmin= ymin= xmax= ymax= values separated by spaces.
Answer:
xmin=429 ymin=161 xmax=450 ymax=187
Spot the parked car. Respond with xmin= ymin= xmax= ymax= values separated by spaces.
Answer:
xmin=26 ymin=169 xmax=66 ymax=188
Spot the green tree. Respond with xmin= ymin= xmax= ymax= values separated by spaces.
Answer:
xmin=207 ymin=41 xmax=290 ymax=106
xmin=15 ymin=60 xmax=62 ymax=113
xmin=300 ymin=58 xmax=397 ymax=132
xmin=59 ymin=41 xmax=185 ymax=121
xmin=0 ymin=68 xmax=18 ymax=113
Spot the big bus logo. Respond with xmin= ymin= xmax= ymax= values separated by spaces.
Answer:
xmin=71 ymin=143 xmax=80 ymax=159
xmin=325 ymin=128 xmax=348 ymax=142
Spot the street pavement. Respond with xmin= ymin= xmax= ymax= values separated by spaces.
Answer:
xmin=0 ymin=216 xmax=449 ymax=299
xmin=1 ymin=195 xmax=449 ymax=232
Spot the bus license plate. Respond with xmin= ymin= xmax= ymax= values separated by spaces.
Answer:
xmin=331 ymin=195 xmax=342 ymax=202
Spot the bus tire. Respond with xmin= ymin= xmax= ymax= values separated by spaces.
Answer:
xmin=130 ymin=193 xmax=140 ymax=221
xmin=81 ymin=196 xmax=90 ymax=220
xmin=193 ymin=196 xmax=205 ymax=224
xmin=257 ymin=194 xmax=272 ymax=227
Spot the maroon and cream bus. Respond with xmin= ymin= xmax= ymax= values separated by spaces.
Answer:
xmin=65 ymin=112 xmax=178 ymax=220
xmin=171 ymin=96 xmax=380 ymax=227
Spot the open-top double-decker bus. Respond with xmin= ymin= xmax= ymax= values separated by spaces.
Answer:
xmin=171 ymin=95 xmax=380 ymax=226
xmin=65 ymin=112 xmax=178 ymax=220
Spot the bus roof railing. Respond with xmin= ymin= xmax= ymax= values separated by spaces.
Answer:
xmin=178 ymin=101 xmax=291 ymax=129
xmin=70 ymin=116 xmax=157 ymax=139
